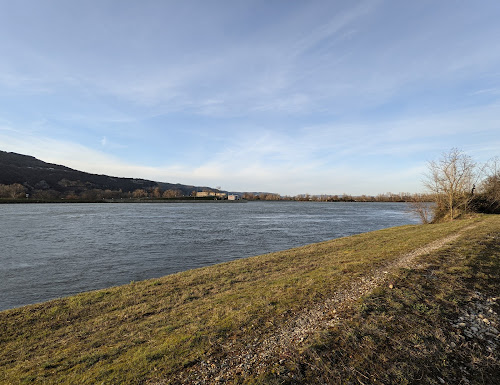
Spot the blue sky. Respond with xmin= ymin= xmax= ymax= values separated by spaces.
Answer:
xmin=0 ymin=0 xmax=499 ymax=195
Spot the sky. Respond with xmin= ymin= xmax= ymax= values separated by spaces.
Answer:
xmin=0 ymin=0 xmax=499 ymax=196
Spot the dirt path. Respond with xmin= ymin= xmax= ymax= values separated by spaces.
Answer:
xmin=171 ymin=224 xmax=477 ymax=384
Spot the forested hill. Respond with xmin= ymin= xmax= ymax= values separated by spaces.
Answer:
xmin=0 ymin=150 xmax=205 ymax=198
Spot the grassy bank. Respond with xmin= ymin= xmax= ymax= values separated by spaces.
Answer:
xmin=260 ymin=216 xmax=500 ymax=384
xmin=1 ymin=216 xmax=498 ymax=384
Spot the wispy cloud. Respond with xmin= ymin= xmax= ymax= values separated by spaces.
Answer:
xmin=470 ymin=88 xmax=500 ymax=96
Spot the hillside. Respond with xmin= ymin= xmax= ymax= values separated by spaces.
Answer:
xmin=0 ymin=150 xmax=208 ymax=198
xmin=1 ymin=215 xmax=498 ymax=384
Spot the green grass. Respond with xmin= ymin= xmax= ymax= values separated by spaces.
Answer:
xmin=257 ymin=215 xmax=500 ymax=384
xmin=1 ymin=215 xmax=496 ymax=384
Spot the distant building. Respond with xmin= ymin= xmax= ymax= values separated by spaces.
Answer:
xmin=228 ymin=194 xmax=240 ymax=201
xmin=195 ymin=191 xmax=227 ymax=199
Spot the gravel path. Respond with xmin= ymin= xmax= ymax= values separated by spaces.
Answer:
xmin=168 ymin=224 xmax=477 ymax=384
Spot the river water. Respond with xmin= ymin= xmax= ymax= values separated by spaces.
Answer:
xmin=0 ymin=201 xmax=419 ymax=311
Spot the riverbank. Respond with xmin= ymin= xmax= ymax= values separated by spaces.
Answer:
xmin=1 ymin=215 xmax=498 ymax=384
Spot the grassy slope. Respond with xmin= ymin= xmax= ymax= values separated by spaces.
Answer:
xmin=1 ymin=216 xmax=498 ymax=384
xmin=257 ymin=216 xmax=500 ymax=385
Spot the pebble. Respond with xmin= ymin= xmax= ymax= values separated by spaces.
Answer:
xmin=448 ymin=293 xmax=499 ymax=365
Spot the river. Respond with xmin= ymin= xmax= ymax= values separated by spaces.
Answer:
xmin=0 ymin=201 xmax=419 ymax=310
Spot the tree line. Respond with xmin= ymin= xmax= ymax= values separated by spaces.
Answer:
xmin=240 ymin=192 xmax=433 ymax=202
xmin=0 ymin=185 xmax=186 ymax=201
xmin=0 ymin=182 xmax=439 ymax=203
xmin=0 ymin=184 xmax=435 ymax=203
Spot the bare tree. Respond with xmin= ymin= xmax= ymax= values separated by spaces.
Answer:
xmin=162 ymin=189 xmax=182 ymax=198
xmin=424 ymin=149 xmax=479 ymax=221
xmin=132 ymin=189 xmax=148 ymax=199
xmin=407 ymin=194 xmax=433 ymax=224
xmin=150 ymin=186 xmax=162 ymax=198
xmin=0 ymin=183 xmax=26 ymax=199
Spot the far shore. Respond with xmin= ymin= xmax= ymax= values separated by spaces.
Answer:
xmin=0 ymin=198 xmax=248 ymax=204
xmin=0 ymin=198 xmax=425 ymax=204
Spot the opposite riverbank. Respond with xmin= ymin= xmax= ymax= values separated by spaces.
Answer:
xmin=1 ymin=215 xmax=498 ymax=384
xmin=0 ymin=197 xmax=247 ymax=204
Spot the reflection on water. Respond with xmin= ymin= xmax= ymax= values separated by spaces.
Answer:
xmin=0 ymin=201 xmax=419 ymax=310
